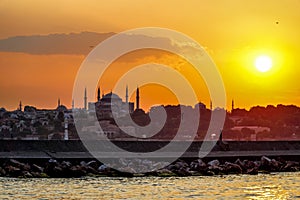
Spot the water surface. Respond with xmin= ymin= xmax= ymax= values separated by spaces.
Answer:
xmin=1 ymin=172 xmax=300 ymax=199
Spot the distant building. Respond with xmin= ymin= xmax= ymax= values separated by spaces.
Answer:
xmin=87 ymin=86 xmax=137 ymax=119
xmin=195 ymin=102 xmax=206 ymax=110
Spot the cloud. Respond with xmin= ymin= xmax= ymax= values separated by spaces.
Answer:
xmin=0 ymin=31 xmax=202 ymax=57
xmin=0 ymin=32 xmax=115 ymax=55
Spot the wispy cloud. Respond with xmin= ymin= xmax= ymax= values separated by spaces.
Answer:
xmin=0 ymin=31 xmax=202 ymax=57
xmin=0 ymin=32 xmax=115 ymax=55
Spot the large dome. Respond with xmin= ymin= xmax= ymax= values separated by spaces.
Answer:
xmin=56 ymin=105 xmax=67 ymax=112
xmin=101 ymin=92 xmax=122 ymax=102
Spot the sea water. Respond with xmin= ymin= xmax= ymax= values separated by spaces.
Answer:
xmin=1 ymin=172 xmax=300 ymax=199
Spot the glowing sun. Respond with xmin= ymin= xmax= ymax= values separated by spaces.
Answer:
xmin=255 ymin=55 xmax=272 ymax=72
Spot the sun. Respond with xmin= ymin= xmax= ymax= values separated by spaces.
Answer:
xmin=255 ymin=55 xmax=272 ymax=72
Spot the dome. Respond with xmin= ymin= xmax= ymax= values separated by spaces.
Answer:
xmin=101 ymin=92 xmax=122 ymax=102
xmin=56 ymin=105 xmax=68 ymax=112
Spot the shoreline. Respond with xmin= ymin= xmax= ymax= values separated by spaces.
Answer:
xmin=0 ymin=156 xmax=299 ymax=178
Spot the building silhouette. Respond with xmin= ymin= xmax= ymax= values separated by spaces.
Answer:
xmin=97 ymin=87 xmax=101 ymax=102
xmin=87 ymin=86 xmax=139 ymax=119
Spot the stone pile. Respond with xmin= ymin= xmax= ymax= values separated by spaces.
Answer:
xmin=0 ymin=156 xmax=299 ymax=178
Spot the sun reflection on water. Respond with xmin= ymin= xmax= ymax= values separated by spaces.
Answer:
xmin=243 ymin=184 xmax=290 ymax=200
xmin=0 ymin=172 xmax=299 ymax=199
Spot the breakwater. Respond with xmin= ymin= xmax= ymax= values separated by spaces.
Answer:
xmin=0 ymin=140 xmax=300 ymax=177
xmin=0 ymin=156 xmax=299 ymax=178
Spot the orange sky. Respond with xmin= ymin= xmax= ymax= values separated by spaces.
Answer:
xmin=0 ymin=0 xmax=300 ymax=111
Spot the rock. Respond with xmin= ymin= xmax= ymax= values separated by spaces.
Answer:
xmin=253 ymin=161 xmax=261 ymax=168
xmin=86 ymin=166 xmax=98 ymax=174
xmin=39 ymin=172 xmax=50 ymax=178
xmin=86 ymin=160 xmax=98 ymax=169
xmin=80 ymin=161 xmax=87 ymax=167
xmin=234 ymin=159 xmax=244 ymax=168
xmin=224 ymin=162 xmax=242 ymax=174
xmin=44 ymin=159 xmax=61 ymax=177
xmin=119 ymin=158 xmax=131 ymax=167
xmin=45 ymin=164 xmax=64 ymax=177
xmin=259 ymin=157 xmax=282 ymax=172
xmin=32 ymin=164 xmax=44 ymax=173
xmin=30 ymin=172 xmax=49 ymax=178
xmin=152 ymin=161 xmax=169 ymax=170
xmin=53 ymin=166 xmax=63 ymax=174
xmin=270 ymin=159 xmax=281 ymax=171
xmin=0 ymin=167 xmax=6 ymax=176
xmin=244 ymin=160 xmax=257 ymax=170
xmin=8 ymin=159 xmax=30 ymax=171
xmin=155 ymin=169 xmax=176 ymax=177
xmin=260 ymin=156 xmax=272 ymax=170
xmin=261 ymin=156 xmax=271 ymax=165
xmin=45 ymin=159 xmax=59 ymax=169
xmin=190 ymin=159 xmax=207 ymax=172
xmin=174 ymin=160 xmax=189 ymax=169
xmin=141 ymin=159 xmax=153 ymax=166
xmin=205 ymin=170 xmax=215 ymax=176
xmin=30 ymin=171 xmax=41 ymax=178
xmin=246 ymin=167 xmax=258 ymax=175
xmin=21 ymin=171 xmax=33 ymax=178
xmin=281 ymin=161 xmax=299 ymax=172
xmin=208 ymin=165 xmax=224 ymax=175
xmin=48 ymin=159 xmax=58 ymax=164
xmin=175 ymin=167 xmax=191 ymax=176
xmin=98 ymin=164 xmax=109 ymax=172
xmin=166 ymin=160 xmax=189 ymax=172
xmin=5 ymin=165 xmax=22 ymax=177
xmin=118 ymin=166 xmax=137 ymax=174
xmin=208 ymin=160 xmax=220 ymax=167
xmin=61 ymin=161 xmax=72 ymax=168
xmin=9 ymin=159 xmax=24 ymax=167
xmin=166 ymin=164 xmax=177 ymax=171
xmin=69 ymin=165 xmax=86 ymax=177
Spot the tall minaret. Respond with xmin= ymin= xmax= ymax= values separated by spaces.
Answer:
xmin=210 ymin=100 xmax=212 ymax=111
xmin=136 ymin=86 xmax=140 ymax=110
xmin=84 ymin=87 xmax=87 ymax=110
xmin=97 ymin=87 xmax=101 ymax=102
xmin=58 ymin=98 xmax=60 ymax=107
xmin=231 ymin=99 xmax=234 ymax=112
xmin=19 ymin=101 xmax=22 ymax=111
xmin=72 ymin=99 xmax=74 ymax=110
xmin=125 ymin=85 xmax=128 ymax=103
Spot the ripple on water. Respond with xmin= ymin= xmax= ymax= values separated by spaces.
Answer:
xmin=0 ymin=172 xmax=300 ymax=199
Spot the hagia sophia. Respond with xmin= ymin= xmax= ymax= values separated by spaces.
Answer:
xmin=86 ymin=86 xmax=140 ymax=119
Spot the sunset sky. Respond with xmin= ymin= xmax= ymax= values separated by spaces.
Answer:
xmin=0 ymin=0 xmax=300 ymax=111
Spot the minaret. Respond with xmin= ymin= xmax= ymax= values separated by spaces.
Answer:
xmin=97 ymin=87 xmax=101 ymax=102
xmin=231 ymin=99 xmax=234 ymax=112
xmin=136 ymin=86 xmax=140 ymax=110
xmin=19 ymin=101 xmax=22 ymax=111
xmin=125 ymin=85 xmax=128 ymax=103
xmin=84 ymin=87 xmax=87 ymax=110
xmin=58 ymin=98 xmax=60 ymax=107
xmin=210 ymin=100 xmax=212 ymax=111
xmin=72 ymin=99 xmax=74 ymax=110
